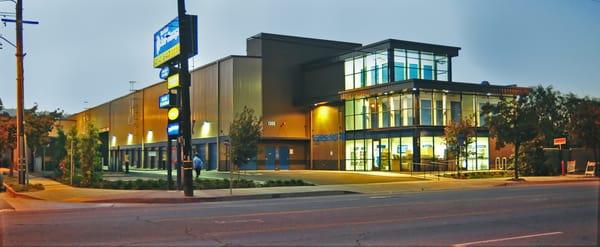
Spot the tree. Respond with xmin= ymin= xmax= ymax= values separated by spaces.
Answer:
xmin=63 ymin=126 xmax=79 ymax=183
xmin=520 ymin=86 xmax=565 ymax=176
xmin=444 ymin=117 xmax=476 ymax=175
xmin=24 ymin=105 xmax=63 ymax=171
xmin=229 ymin=106 xmax=262 ymax=170
xmin=0 ymin=112 xmax=16 ymax=176
xmin=566 ymin=97 xmax=600 ymax=176
xmin=77 ymin=122 xmax=103 ymax=186
xmin=483 ymin=95 xmax=539 ymax=180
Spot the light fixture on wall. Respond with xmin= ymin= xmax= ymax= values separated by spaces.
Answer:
xmin=146 ymin=130 xmax=153 ymax=142
xmin=127 ymin=133 xmax=133 ymax=145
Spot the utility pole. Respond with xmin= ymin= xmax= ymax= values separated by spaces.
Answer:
xmin=15 ymin=0 xmax=26 ymax=185
xmin=177 ymin=0 xmax=194 ymax=196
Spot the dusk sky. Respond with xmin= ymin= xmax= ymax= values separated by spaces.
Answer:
xmin=0 ymin=0 xmax=598 ymax=114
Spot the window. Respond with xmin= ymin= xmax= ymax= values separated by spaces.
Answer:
xmin=421 ymin=52 xmax=434 ymax=80
xmin=420 ymin=99 xmax=432 ymax=125
xmin=401 ymin=94 xmax=414 ymax=126
xmin=434 ymin=55 xmax=448 ymax=81
xmin=450 ymin=101 xmax=461 ymax=123
xmin=407 ymin=50 xmax=419 ymax=79
xmin=344 ymin=59 xmax=354 ymax=90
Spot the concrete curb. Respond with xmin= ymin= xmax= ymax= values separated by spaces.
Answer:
xmin=496 ymin=178 xmax=600 ymax=187
xmin=83 ymin=190 xmax=359 ymax=204
xmin=2 ymin=182 xmax=44 ymax=201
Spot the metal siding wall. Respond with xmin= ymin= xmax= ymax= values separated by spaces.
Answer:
xmin=142 ymin=82 xmax=168 ymax=144
xmin=303 ymin=62 xmax=345 ymax=104
xmin=219 ymin=59 xmax=234 ymax=136
xmin=191 ymin=64 xmax=218 ymax=139
xmin=233 ymin=57 xmax=262 ymax=120
xmin=109 ymin=93 xmax=142 ymax=147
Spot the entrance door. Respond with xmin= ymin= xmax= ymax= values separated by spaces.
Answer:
xmin=372 ymin=140 xmax=381 ymax=171
xmin=279 ymin=146 xmax=289 ymax=170
xmin=265 ymin=146 xmax=276 ymax=170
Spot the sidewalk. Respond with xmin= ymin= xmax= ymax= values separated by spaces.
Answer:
xmin=3 ymin=174 xmax=597 ymax=207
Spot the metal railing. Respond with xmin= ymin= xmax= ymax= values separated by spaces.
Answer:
xmin=409 ymin=161 xmax=453 ymax=180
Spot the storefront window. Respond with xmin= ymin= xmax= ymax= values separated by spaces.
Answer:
xmin=345 ymin=140 xmax=355 ymax=170
xmin=401 ymin=137 xmax=413 ymax=171
xmin=476 ymin=137 xmax=489 ymax=170
xmin=433 ymin=136 xmax=447 ymax=161
xmin=420 ymin=136 xmax=434 ymax=164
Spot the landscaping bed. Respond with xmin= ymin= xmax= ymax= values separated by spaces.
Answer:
xmin=74 ymin=178 xmax=313 ymax=190
xmin=443 ymin=171 xmax=514 ymax=179
xmin=2 ymin=175 xmax=45 ymax=192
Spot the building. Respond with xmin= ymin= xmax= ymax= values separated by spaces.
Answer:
xmin=66 ymin=33 xmax=528 ymax=172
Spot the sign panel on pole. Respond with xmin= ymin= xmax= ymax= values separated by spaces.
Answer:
xmin=153 ymin=17 xmax=180 ymax=68
xmin=167 ymin=122 xmax=181 ymax=137
xmin=553 ymin=137 xmax=567 ymax=146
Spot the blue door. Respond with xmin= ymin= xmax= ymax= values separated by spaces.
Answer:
xmin=279 ymin=146 xmax=289 ymax=170
xmin=208 ymin=143 xmax=217 ymax=170
xmin=239 ymin=156 xmax=257 ymax=170
xmin=265 ymin=146 xmax=276 ymax=170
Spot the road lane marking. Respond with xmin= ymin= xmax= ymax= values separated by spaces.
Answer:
xmin=452 ymin=231 xmax=563 ymax=247
xmin=203 ymin=202 xmax=583 ymax=237
xmin=152 ymin=194 xmax=594 ymax=223
xmin=214 ymin=219 xmax=264 ymax=224
xmin=369 ymin=196 xmax=392 ymax=199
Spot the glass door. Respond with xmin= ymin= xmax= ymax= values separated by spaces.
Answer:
xmin=372 ymin=140 xmax=381 ymax=171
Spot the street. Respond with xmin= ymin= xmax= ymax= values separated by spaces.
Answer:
xmin=0 ymin=181 xmax=598 ymax=246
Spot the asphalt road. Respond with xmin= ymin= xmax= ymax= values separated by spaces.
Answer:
xmin=1 ymin=182 xmax=598 ymax=246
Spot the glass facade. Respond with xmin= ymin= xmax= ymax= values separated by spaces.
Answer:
xmin=345 ymin=90 xmax=502 ymax=130
xmin=343 ymin=91 xmax=507 ymax=171
xmin=345 ymin=136 xmax=413 ymax=171
xmin=344 ymin=49 xmax=450 ymax=90
xmin=393 ymin=49 xmax=449 ymax=83
xmin=344 ymin=50 xmax=389 ymax=90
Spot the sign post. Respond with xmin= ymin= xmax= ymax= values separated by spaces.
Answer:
xmin=153 ymin=0 xmax=197 ymax=196
xmin=554 ymin=137 xmax=567 ymax=176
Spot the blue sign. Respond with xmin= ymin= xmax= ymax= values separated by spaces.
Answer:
xmin=167 ymin=122 xmax=180 ymax=137
xmin=159 ymin=66 xmax=170 ymax=80
xmin=153 ymin=17 xmax=180 ymax=68
xmin=159 ymin=93 xmax=173 ymax=109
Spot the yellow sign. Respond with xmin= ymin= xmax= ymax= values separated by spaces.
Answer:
xmin=153 ymin=43 xmax=180 ymax=68
xmin=167 ymin=74 xmax=180 ymax=89
xmin=168 ymin=108 xmax=180 ymax=121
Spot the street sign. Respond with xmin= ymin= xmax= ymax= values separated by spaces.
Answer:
xmin=553 ymin=137 xmax=567 ymax=146
xmin=153 ymin=15 xmax=198 ymax=68
xmin=153 ymin=17 xmax=180 ymax=68
xmin=159 ymin=66 xmax=171 ymax=80
xmin=167 ymin=74 xmax=180 ymax=89
xmin=158 ymin=93 xmax=176 ymax=109
xmin=167 ymin=122 xmax=181 ymax=137
xmin=167 ymin=107 xmax=180 ymax=121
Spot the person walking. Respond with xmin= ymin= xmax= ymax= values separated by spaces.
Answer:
xmin=193 ymin=154 xmax=203 ymax=179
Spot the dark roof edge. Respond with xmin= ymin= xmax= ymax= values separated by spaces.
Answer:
xmin=248 ymin=32 xmax=362 ymax=47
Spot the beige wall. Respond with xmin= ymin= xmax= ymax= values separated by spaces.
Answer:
xmin=310 ymin=104 xmax=343 ymax=170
